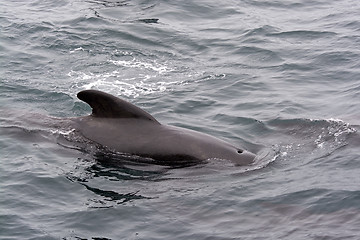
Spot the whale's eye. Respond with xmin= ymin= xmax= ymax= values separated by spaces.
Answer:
xmin=237 ymin=149 xmax=243 ymax=154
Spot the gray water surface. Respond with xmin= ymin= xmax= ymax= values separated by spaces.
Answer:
xmin=1 ymin=0 xmax=360 ymax=239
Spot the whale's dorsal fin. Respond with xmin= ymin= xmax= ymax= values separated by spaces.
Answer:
xmin=77 ymin=90 xmax=160 ymax=123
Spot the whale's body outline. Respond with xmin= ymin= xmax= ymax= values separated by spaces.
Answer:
xmin=72 ymin=90 xmax=256 ymax=166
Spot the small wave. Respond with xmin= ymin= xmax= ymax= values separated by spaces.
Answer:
xmin=233 ymin=46 xmax=284 ymax=66
xmin=312 ymin=118 xmax=357 ymax=149
xmin=265 ymin=118 xmax=357 ymax=163
xmin=269 ymin=30 xmax=337 ymax=40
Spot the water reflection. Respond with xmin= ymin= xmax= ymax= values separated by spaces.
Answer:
xmin=80 ymin=182 xmax=150 ymax=205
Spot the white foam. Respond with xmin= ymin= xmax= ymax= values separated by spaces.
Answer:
xmin=69 ymin=69 xmax=186 ymax=98
xmin=109 ymin=59 xmax=172 ymax=74
xmin=69 ymin=47 xmax=85 ymax=53
xmin=67 ymin=53 xmax=192 ymax=97
xmin=50 ymin=128 xmax=75 ymax=136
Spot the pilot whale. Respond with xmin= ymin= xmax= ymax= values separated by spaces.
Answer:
xmin=71 ymin=90 xmax=256 ymax=166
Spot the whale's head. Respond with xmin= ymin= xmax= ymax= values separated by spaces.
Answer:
xmin=169 ymin=126 xmax=256 ymax=166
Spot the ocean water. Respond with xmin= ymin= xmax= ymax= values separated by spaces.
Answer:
xmin=1 ymin=0 xmax=360 ymax=239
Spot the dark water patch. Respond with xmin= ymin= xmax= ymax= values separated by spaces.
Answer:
xmin=80 ymin=183 xmax=149 ymax=205
xmin=243 ymin=25 xmax=279 ymax=38
xmin=85 ymin=0 xmax=130 ymax=8
xmin=137 ymin=18 xmax=159 ymax=24
xmin=243 ymin=0 xmax=304 ymax=9
xmin=269 ymin=30 xmax=337 ymax=40
xmin=310 ymin=190 xmax=360 ymax=214
xmin=343 ymin=20 xmax=360 ymax=31
xmin=277 ymin=62 xmax=316 ymax=72
xmin=85 ymin=0 xmax=158 ymax=24
xmin=244 ymin=187 xmax=360 ymax=226
xmin=173 ymin=98 xmax=219 ymax=115
xmin=313 ymin=50 xmax=360 ymax=69
xmin=60 ymin=15 xmax=112 ymax=30
xmin=233 ymin=46 xmax=284 ymax=65
xmin=246 ymin=188 xmax=329 ymax=209
xmin=1 ymin=84 xmax=75 ymax=115
xmin=238 ymin=186 xmax=360 ymax=239
xmin=213 ymin=114 xmax=259 ymax=127
xmin=100 ymin=27 xmax=165 ymax=48
xmin=85 ymin=152 xmax=169 ymax=180
xmin=155 ymin=1 xmax=242 ymax=23
xmin=84 ymin=162 xmax=160 ymax=181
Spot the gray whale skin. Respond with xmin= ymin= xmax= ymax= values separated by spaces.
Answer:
xmin=73 ymin=90 xmax=256 ymax=166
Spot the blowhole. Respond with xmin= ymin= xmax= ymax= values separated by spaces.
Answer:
xmin=237 ymin=149 xmax=243 ymax=154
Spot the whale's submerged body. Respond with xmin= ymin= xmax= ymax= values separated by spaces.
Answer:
xmin=72 ymin=90 xmax=256 ymax=166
